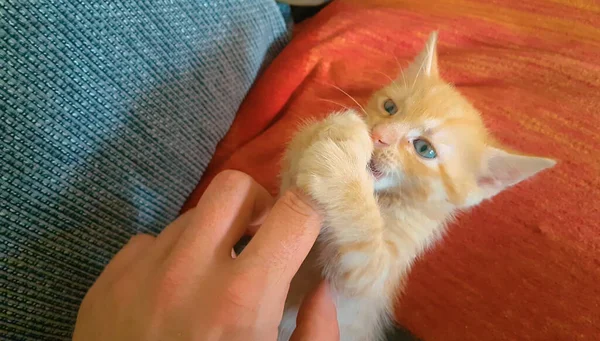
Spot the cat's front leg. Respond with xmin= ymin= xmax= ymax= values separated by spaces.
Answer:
xmin=294 ymin=111 xmax=394 ymax=297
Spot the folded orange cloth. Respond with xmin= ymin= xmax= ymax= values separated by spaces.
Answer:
xmin=183 ymin=1 xmax=600 ymax=339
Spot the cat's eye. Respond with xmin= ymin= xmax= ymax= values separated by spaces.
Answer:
xmin=383 ymin=99 xmax=398 ymax=115
xmin=413 ymin=139 xmax=437 ymax=159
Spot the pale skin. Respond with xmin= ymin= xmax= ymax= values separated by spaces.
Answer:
xmin=72 ymin=170 xmax=339 ymax=341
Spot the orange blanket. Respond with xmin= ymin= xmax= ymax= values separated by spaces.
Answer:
xmin=183 ymin=0 xmax=600 ymax=339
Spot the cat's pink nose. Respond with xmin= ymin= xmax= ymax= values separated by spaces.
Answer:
xmin=371 ymin=132 xmax=390 ymax=147
xmin=372 ymin=124 xmax=404 ymax=148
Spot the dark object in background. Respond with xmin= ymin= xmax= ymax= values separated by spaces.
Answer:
xmin=385 ymin=326 xmax=422 ymax=341
xmin=291 ymin=2 xmax=330 ymax=23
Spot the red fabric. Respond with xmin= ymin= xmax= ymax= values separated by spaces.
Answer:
xmin=183 ymin=0 xmax=600 ymax=339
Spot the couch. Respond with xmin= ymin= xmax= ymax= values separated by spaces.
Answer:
xmin=2 ymin=0 xmax=599 ymax=340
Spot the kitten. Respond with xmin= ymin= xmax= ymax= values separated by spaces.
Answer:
xmin=277 ymin=32 xmax=555 ymax=341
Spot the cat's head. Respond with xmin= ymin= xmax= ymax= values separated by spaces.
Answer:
xmin=364 ymin=32 xmax=555 ymax=209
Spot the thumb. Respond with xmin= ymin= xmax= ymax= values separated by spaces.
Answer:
xmin=237 ymin=189 xmax=322 ymax=283
xmin=291 ymin=281 xmax=339 ymax=341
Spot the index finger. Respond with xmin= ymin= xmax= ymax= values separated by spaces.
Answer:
xmin=237 ymin=189 xmax=322 ymax=283
xmin=168 ymin=170 xmax=274 ymax=264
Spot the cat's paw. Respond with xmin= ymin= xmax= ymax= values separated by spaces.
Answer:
xmin=280 ymin=110 xmax=372 ymax=194
xmin=292 ymin=110 xmax=374 ymax=204
xmin=322 ymin=239 xmax=395 ymax=297
xmin=314 ymin=110 xmax=374 ymax=160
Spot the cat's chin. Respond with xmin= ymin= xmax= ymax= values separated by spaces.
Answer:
xmin=373 ymin=176 xmax=397 ymax=192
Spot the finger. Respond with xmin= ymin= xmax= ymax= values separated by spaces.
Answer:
xmin=291 ymin=281 xmax=339 ymax=341
xmin=233 ymin=201 xmax=275 ymax=257
xmin=171 ymin=170 xmax=274 ymax=260
xmin=246 ymin=192 xmax=275 ymax=235
xmin=236 ymin=189 xmax=321 ymax=285
xmin=98 ymin=234 xmax=155 ymax=283
xmin=153 ymin=186 xmax=273 ymax=261
xmin=151 ymin=209 xmax=195 ymax=259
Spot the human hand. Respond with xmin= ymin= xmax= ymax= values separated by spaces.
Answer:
xmin=72 ymin=170 xmax=339 ymax=341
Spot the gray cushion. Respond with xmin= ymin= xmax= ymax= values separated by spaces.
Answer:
xmin=0 ymin=1 xmax=290 ymax=339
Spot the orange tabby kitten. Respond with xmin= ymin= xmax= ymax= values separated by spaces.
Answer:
xmin=278 ymin=32 xmax=555 ymax=341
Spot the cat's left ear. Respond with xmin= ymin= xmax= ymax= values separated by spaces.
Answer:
xmin=404 ymin=31 xmax=439 ymax=80
xmin=467 ymin=146 xmax=556 ymax=206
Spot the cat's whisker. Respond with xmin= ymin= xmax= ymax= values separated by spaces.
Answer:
xmin=393 ymin=55 xmax=408 ymax=88
xmin=323 ymin=82 xmax=368 ymax=116
xmin=411 ymin=55 xmax=427 ymax=90
xmin=400 ymin=69 xmax=407 ymax=88
xmin=399 ymin=69 xmax=408 ymax=90
xmin=317 ymin=98 xmax=351 ymax=111
xmin=372 ymin=70 xmax=402 ymax=92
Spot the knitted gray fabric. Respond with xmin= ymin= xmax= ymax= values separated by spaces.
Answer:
xmin=0 ymin=1 xmax=290 ymax=339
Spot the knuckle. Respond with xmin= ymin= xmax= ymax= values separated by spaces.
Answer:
xmin=223 ymin=271 xmax=260 ymax=309
xmin=128 ymin=233 xmax=156 ymax=247
xmin=211 ymin=169 xmax=252 ymax=187
xmin=109 ymin=273 xmax=138 ymax=305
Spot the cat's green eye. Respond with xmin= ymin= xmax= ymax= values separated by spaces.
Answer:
xmin=383 ymin=99 xmax=398 ymax=115
xmin=413 ymin=139 xmax=437 ymax=159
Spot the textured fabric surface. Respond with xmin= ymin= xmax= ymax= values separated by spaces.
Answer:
xmin=184 ymin=0 xmax=600 ymax=340
xmin=0 ymin=1 xmax=289 ymax=339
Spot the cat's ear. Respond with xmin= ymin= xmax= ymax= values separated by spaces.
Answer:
xmin=467 ymin=146 xmax=556 ymax=205
xmin=404 ymin=31 xmax=439 ymax=80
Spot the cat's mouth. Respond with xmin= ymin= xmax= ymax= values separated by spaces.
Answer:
xmin=368 ymin=159 xmax=384 ymax=180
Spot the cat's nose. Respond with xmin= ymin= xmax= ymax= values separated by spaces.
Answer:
xmin=372 ymin=133 xmax=390 ymax=148
xmin=371 ymin=132 xmax=391 ymax=148
xmin=371 ymin=125 xmax=395 ymax=148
